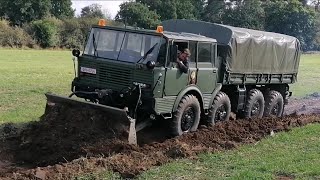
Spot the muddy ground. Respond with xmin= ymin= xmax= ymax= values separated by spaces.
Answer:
xmin=0 ymin=94 xmax=320 ymax=180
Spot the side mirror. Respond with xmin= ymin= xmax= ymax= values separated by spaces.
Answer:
xmin=72 ymin=49 xmax=80 ymax=57
xmin=146 ymin=61 xmax=156 ymax=69
xmin=170 ymin=45 xmax=178 ymax=62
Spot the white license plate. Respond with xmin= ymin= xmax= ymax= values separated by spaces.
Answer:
xmin=80 ymin=67 xmax=96 ymax=74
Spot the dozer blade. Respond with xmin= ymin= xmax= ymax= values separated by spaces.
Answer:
xmin=44 ymin=92 xmax=137 ymax=145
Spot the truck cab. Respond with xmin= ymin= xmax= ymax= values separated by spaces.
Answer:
xmin=71 ymin=23 xmax=221 ymax=136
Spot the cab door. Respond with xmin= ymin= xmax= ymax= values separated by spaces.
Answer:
xmin=195 ymin=42 xmax=217 ymax=93
xmin=163 ymin=41 xmax=189 ymax=96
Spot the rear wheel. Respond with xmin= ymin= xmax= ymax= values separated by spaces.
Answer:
xmin=244 ymin=89 xmax=265 ymax=119
xmin=264 ymin=90 xmax=284 ymax=117
xmin=208 ymin=92 xmax=231 ymax=125
xmin=171 ymin=94 xmax=201 ymax=136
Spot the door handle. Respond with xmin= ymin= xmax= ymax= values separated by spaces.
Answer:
xmin=213 ymin=69 xmax=217 ymax=73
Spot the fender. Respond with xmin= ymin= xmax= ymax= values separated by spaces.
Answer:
xmin=208 ymin=83 xmax=223 ymax=109
xmin=172 ymin=85 xmax=204 ymax=112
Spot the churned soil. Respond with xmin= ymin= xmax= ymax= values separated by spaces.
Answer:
xmin=0 ymin=96 xmax=320 ymax=179
xmin=284 ymin=92 xmax=320 ymax=115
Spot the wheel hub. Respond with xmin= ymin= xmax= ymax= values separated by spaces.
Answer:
xmin=181 ymin=107 xmax=195 ymax=132
xmin=271 ymin=103 xmax=279 ymax=115
xmin=215 ymin=105 xmax=227 ymax=122
xmin=251 ymin=101 xmax=260 ymax=117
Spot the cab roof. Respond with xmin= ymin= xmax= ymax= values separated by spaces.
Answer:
xmin=91 ymin=25 xmax=217 ymax=43
xmin=163 ymin=31 xmax=217 ymax=43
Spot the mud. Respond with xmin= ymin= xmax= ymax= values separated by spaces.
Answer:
xmin=0 ymin=96 xmax=320 ymax=179
xmin=284 ymin=93 xmax=320 ymax=115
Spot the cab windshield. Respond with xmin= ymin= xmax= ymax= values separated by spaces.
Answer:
xmin=84 ymin=28 xmax=165 ymax=64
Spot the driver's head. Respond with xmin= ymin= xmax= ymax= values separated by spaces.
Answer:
xmin=178 ymin=48 xmax=191 ymax=61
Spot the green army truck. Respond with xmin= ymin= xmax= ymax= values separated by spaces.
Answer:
xmin=46 ymin=19 xmax=301 ymax=145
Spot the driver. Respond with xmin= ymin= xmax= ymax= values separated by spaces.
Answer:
xmin=176 ymin=48 xmax=191 ymax=73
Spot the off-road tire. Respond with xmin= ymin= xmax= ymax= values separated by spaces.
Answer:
xmin=264 ymin=90 xmax=284 ymax=118
xmin=171 ymin=94 xmax=201 ymax=136
xmin=244 ymin=89 xmax=265 ymax=119
xmin=208 ymin=92 xmax=231 ymax=125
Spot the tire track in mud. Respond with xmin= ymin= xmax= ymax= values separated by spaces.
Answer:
xmin=1 ymin=114 xmax=320 ymax=179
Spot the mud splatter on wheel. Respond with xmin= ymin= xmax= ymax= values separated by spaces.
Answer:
xmin=264 ymin=90 xmax=284 ymax=117
xmin=171 ymin=94 xmax=201 ymax=136
xmin=208 ymin=92 xmax=231 ymax=125
xmin=244 ymin=89 xmax=265 ymax=119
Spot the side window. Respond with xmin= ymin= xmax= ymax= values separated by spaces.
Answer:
xmin=172 ymin=41 xmax=189 ymax=61
xmin=189 ymin=41 xmax=197 ymax=62
xmin=174 ymin=41 xmax=188 ymax=52
xmin=198 ymin=43 xmax=212 ymax=63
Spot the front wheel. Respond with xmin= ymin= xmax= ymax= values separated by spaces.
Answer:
xmin=171 ymin=94 xmax=201 ymax=136
xmin=208 ymin=92 xmax=231 ymax=125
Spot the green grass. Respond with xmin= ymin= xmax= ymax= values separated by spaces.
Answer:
xmin=139 ymin=124 xmax=320 ymax=180
xmin=291 ymin=54 xmax=320 ymax=97
xmin=0 ymin=49 xmax=74 ymax=123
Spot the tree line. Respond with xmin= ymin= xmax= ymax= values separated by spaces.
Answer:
xmin=0 ymin=0 xmax=319 ymax=51
xmin=116 ymin=0 xmax=320 ymax=51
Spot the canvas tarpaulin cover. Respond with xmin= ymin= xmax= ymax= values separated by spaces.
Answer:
xmin=162 ymin=19 xmax=301 ymax=74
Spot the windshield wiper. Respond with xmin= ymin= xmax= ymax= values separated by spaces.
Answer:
xmin=136 ymin=43 xmax=158 ymax=64
xmin=92 ymin=33 xmax=98 ymax=57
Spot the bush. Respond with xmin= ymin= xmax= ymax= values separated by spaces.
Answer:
xmin=0 ymin=20 xmax=35 ymax=48
xmin=60 ymin=17 xmax=105 ymax=50
xmin=29 ymin=17 xmax=62 ymax=48
xmin=0 ymin=17 xmax=124 ymax=49
xmin=59 ymin=18 xmax=84 ymax=49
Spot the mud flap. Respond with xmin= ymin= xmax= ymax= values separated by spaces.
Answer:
xmin=45 ymin=93 xmax=138 ymax=145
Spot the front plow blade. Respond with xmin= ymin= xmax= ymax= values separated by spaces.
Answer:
xmin=44 ymin=93 xmax=137 ymax=145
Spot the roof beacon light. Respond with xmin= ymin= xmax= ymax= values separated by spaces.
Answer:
xmin=98 ymin=19 xmax=107 ymax=26
xmin=156 ymin=26 xmax=164 ymax=33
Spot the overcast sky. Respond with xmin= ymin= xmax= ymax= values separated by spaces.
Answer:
xmin=71 ymin=0 xmax=128 ymax=19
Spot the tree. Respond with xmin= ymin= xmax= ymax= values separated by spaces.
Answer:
xmin=311 ymin=0 xmax=320 ymax=11
xmin=203 ymin=0 xmax=226 ymax=23
xmin=50 ymin=0 xmax=75 ymax=19
xmin=138 ymin=0 xmax=177 ymax=20
xmin=222 ymin=0 xmax=265 ymax=30
xmin=115 ymin=2 xmax=160 ymax=29
xmin=299 ymin=0 xmax=308 ymax=6
xmin=314 ymin=11 xmax=320 ymax=49
xmin=192 ymin=0 xmax=206 ymax=19
xmin=138 ymin=0 xmax=203 ymax=20
xmin=0 ymin=0 xmax=51 ymax=25
xmin=264 ymin=0 xmax=317 ymax=50
xmin=175 ymin=0 xmax=197 ymax=19
xmin=80 ymin=4 xmax=105 ymax=19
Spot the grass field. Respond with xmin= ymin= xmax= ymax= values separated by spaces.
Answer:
xmin=0 ymin=49 xmax=74 ymax=123
xmin=0 ymin=49 xmax=319 ymax=179
xmin=290 ymin=54 xmax=320 ymax=97
xmin=138 ymin=124 xmax=320 ymax=179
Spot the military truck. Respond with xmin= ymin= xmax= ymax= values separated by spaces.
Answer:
xmin=46 ymin=19 xmax=301 ymax=145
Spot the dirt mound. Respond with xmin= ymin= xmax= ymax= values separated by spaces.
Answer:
xmin=0 ymin=102 xmax=130 ymax=169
